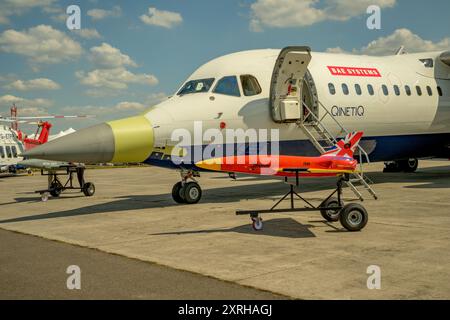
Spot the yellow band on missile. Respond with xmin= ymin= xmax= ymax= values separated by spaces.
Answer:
xmin=108 ymin=116 xmax=153 ymax=163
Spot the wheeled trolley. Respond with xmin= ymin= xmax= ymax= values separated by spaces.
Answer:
xmin=236 ymin=169 xmax=369 ymax=232
xmin=35 ymin=164 xmax=95 ymax=202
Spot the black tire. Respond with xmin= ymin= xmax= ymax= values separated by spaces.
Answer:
xmin=383 ymin=162 xmax=400 ymax=173
xmin=183 ymin=182 xmax=202 ymax=204
xmin=339 ymin=203 xmax=368 ymax=232
xmin=171 ymin=182 xmax=186 ymax=204
xmin=50 ymin=181 xmax=62 ymax=197
xmin=83 ymin=182 xmax=95 ymax=197
xmin=320 ymin=197 xmax=342 ymax=222
xmin=402 ymin=158 xmax=418 ymax=173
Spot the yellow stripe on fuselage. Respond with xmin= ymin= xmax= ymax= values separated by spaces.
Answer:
xmin=107 ymin=116 xmax=154 ymax=163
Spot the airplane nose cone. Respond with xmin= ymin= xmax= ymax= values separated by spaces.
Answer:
xmin=22 ymin=116 xmax=154 ymax=164
xmin=22 ymin=123 xmax=114 ymax=163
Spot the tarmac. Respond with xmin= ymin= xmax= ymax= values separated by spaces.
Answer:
xmin=1 ymin=160 xmax=450 ymax=299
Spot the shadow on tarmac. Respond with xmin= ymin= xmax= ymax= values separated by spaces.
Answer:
xmin=2 ymin=165 xmax=450 ymax=226
xmin=149 ymin=218 xmax=316 ymax=239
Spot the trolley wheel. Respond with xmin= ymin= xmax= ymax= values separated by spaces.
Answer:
xmin=83 ymin=182 xmax=95 ymax=197
xmin=41 ymin=192 xmax=49 ymax=202
xmin=49 ymin=181 xmax=62 ymax=197
xmin=320 ymin=197 xmax=342 ymax=222
xmin=251 ymin=217 xmax=263 ymax=231
xmin=171 ymin=181 xmax=186 ymax=204
xmin=183 ymin=182 xmax=202 ymax=204
xmin=339 ymin=203 xmax=368 ymax=232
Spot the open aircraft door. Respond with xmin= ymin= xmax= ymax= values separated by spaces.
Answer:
xmin=270 ymin=46 xmax=313 ymax=123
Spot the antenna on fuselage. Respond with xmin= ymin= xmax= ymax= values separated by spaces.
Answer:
xmin=395 ymin=46 xmax=407 ymax=55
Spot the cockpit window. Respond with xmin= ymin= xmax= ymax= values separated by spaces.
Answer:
xmin=240 ymin=75 xmax=262 ymax=96
xmin=213 ymin=76 xmax=241 ymax=97
xmin=177 ymin=78 xmax=215 ymax=95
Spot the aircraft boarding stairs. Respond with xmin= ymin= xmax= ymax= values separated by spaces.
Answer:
xmin=299 ymin=101 xmax=378 ymax=201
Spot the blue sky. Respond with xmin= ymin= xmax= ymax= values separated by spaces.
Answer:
xmin=0 ymin=0 xmax=449 ymax=132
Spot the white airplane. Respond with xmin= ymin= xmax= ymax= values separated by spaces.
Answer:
xmin=24 ymin=47 xmax=450 ymax=204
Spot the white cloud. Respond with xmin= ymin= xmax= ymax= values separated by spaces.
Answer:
xmin=4 ymin=78 xmax=60 ymax=91
xmin=62 ymin=101 xmax=149 ymax=117
xmin=0 ymin=0 xmax=56 ymax=24
xmin=89 ymin=43 xmax=136 ymax=68
xmin=114 ymin=101 xmax=146 ymax=111
xmin=145 ymin=92 xmax=168 ymax=106
xmin=71 ymin=28 xmax=102 ymax=39
xmin=325 ymin=47 xmax=348 ymax=54
xmin=249 ymin=0 xmax=396 ymax=31
xmin=87 ymin=6 xmax=122 ymax=20
xmin=359 ymin=28 xmax=450 ymax=55
xmin=326 ymin=29 xmax=450 ymax=56
xmin=0 ymin=25 xmax=83 ymax=67
xmin=140 ymin=7 xmax=183 ymax=29
xmin=0 ymin=94 xmax=53 ymax=109
xmin=76 ymin=67 xmax=158 ymax=90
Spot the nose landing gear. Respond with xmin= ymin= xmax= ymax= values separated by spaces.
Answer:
xmin=171 ymin=169 xmax=202 ymax=204
xmin=383 ymin=158 xmax=418 ymax=173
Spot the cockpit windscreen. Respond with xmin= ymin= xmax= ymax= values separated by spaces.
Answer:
xmin=177 ymin=78 xmax=215 ymax=95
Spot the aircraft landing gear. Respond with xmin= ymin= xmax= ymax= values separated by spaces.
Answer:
xmin=171 ymin=169 xmax=202 ymax=204
xmin=383 ymin=158 xmax=418 ymax=173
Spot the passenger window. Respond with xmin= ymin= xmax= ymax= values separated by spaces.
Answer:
xmin=0 ymin=146 xmax=4 ymax=158
xmin=213 ymin=76 xmax=240 ymax=97
xmin=393 ymin=85 xmax=400 ymax=96
xmin=367 ymin=84 xmax=374 ymax=95
xmin=382 ymin=85 xmax=389 ymax=96
xmin=426 ymin=86 xmax=433 ymax=96
xmin=405 ymin=85 xmax=411 ymax=96
xmin=328 ymin=83 xmax=336 ymax=95
xmin=11 ymin=146 xmax=17 ymax=158
xmin=342 ymin=83 xmax=349 ymax=95
xmin=5 ymin=146 xmax=12 ymax=158
xmin=416 ymin=86 xmax=422 ymax=96
xmin=437 ymin=86 xmax=443 ymax=97
xmin=355 ymin=84 xmax=362 ymax=95
xmin=240 ymin=75 xmax=261 ymax=96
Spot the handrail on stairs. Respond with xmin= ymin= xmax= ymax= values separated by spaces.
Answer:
xmin=299 ymin=100 xmax=371 ymax=169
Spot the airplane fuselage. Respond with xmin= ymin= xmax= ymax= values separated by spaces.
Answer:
xmin=144 ymin=49 xmax=450 ymax=169
xmin=23 ymin=48 xmax=450 ymax=171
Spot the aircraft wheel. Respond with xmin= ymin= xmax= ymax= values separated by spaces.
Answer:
xmin=183 ymin=182 xmax=202 ymax=204
xmin=171 ymin=182 xmax=186 ymax=204
xmin=402 ymin=158 xmax=418 ymax=173
xmin=83 ymin=182 xmax=95 ymax=197
xmin=339 ymin=203 xmax=368 ymax=232
xmin=320 ymin=197 xmax=342 ymax=222
xmin=251 ymin=217 xmax=263 ymax=231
